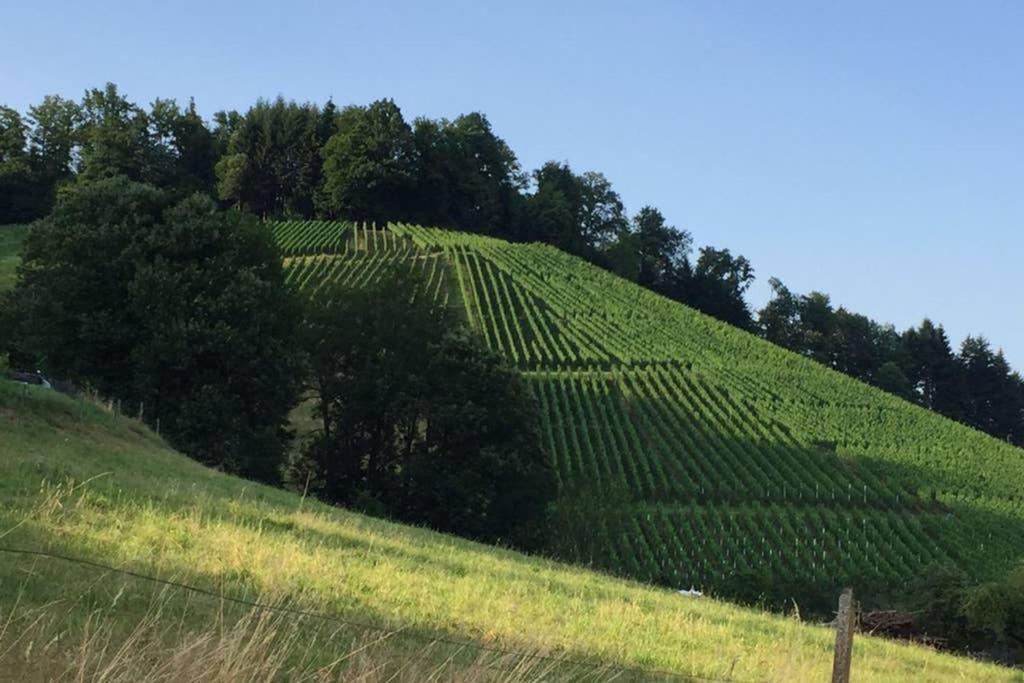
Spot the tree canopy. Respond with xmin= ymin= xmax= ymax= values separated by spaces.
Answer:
xmin=0 ymin=177 xmax=301 ymax=482
xmin=297 ymin=269 xmax=555 ymax=547
xmin=318 ymin=99 xmax=418 ymax=221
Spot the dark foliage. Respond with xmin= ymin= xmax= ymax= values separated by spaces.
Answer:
xmin=215 ymin=96 xmax=324 ymax=217
xmin=0 ymin=177 xmax=301 ymax=483
xmin=318 ymin=99 xmax=418 ymax=221
xmin=901 ymin=563 xmax=1024 ymax=664
xmin=297 ymin=270 xmax=555 ymax=548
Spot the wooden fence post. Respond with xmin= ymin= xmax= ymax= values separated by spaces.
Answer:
xmin=832 ymin=587 xmax=855 ymax=683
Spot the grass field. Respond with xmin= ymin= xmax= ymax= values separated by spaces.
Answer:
xmin=1 ymin=378 xmax=1019 ymax=681
xmin=0 ymin=223 xmax=28 ymax=293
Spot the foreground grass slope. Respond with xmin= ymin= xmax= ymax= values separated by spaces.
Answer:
xmin=1 ymin=381 xmax=1017 ymax=681
xmin=272 ymin=221 xmax=1024 ymax=602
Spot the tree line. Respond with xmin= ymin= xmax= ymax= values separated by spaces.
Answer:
xmin=760 ymin=280 xmax=1024 ymax=445
xmin=0 ymin=83 xmax=1020 ymax=445
xmin=0 ymin=83 xmax=754 ymax=326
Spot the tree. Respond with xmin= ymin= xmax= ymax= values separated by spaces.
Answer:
xmin=796 ymin=291 xmax=835 ymax=364
xmin=758 ymin=290 xmax=1023 ymax=443
xmin=958 ymin=336 xmax=999 ymax=433
xmin=760 ymin=283 xmax=918 ymax=385
xmin=909 ymin=563 xmax=1024 ymax=659
xmin=957 ymin=337 xmax=1024 ymax=443
xmin=211 ymin=109 xmax=242 ymax=157
xmin=962 ymin=563 xmax=1024 ymax=649
xmin=412 ymin=112 xmax=524 ymax=234
xmin=311 ymin=97 xmax=339 ymax=206
xmin=149 ymin=97 xmax=218 ymax=196
xmin=579 ymin=171 xmax=628 ymax=250
xmin=875 ymin=361 xmax=914 ymax=400
xmin=299 ymin=269 xmax=555 ymax=547
xmin=989 ymin=353 xmax=1024 ymax=444
xmin=405 ymin=329 xmax=555 ymax=546
xmin=299 ymin=268 xmax=445 ymax=503
xmin=686 ymin=247 xmax=755 ymax=330
xmin=26 ymin=95 xmax=80 ymax=183
xmin=632 ymin=205 xmax=691 ymax=291
xmin=520 ymin=163 xmax=629 ymax=257
xmin=1 ymin=177 xmax=301 ymax=482
xmin=908 ymin=564 xmax=986 ymax=653
xmin=830 ymin=308 xmax=878 ymax=380
xmin=318 ymin=99 xmax=417 ymax=221
xmin=899 ymin=320 xmax=957 ymax=411
xmin=77 ymin=83 xmax=153 ymax=182
xmin=215 ymin=97 xmax=322 ymax=217
xmin=0 ymin=106 xmax=41 ymax=223
xmin=521 ymin=162 xmax=585 ymax=251
xmin=759 ymin=278 xmax=803 ymax=349
xmin=0 ymin=106 xmax=27 ymax=163
xmin=603 ymin=229 xmax=642 ymax=281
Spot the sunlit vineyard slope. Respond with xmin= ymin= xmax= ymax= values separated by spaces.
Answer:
xmin=277 ymin=220 xmax=1024 ymax=603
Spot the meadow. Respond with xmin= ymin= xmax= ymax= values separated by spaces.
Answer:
xmin=1 ymin=378 xmax=1018 ymax=681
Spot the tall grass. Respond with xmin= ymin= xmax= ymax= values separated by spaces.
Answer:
xmin=0 ymin=591 xmax=602 ymax=683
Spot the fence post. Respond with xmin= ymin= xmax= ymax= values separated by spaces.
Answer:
xmin=831 ymin=587 xmax=855 ymax=683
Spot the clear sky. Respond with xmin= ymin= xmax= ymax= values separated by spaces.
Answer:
xmin=3 ymin=1 xmax=1022 ymax=368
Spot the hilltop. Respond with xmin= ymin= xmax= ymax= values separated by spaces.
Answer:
xmin=1 ymin=377 xmax=1019 ymax=681
xmin=274 ymin=220 xmax=1024 ymax=609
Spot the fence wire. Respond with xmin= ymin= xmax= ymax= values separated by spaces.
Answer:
xmin=0 ymin=545 xmax=738 ymax=682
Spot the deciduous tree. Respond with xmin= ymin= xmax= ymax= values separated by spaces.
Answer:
xmin=1 ymin=177 xmax=301 ymax=482
xmin=299 ymin=270 xmax=554 ymax=547
xmin=318 ymin=99 xmax=417 ymax=221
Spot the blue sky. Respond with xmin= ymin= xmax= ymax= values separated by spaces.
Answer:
xmin=3 ymin=0 xmax=1022 ymax=368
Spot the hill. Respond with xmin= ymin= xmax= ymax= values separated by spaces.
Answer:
xmin=273 ymin=221 xmax=1024 ymax=606
xmin=1 ymin=378 xmax=1019 ymax=681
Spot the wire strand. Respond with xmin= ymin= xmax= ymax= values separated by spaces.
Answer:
xmin=0 ymin=545 xmax=734 ymax=682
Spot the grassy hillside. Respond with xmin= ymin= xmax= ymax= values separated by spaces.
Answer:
xmin=0 ymin=223 xmax=28 ymax=292
xmin=1 ymin=379 xmax=1019 ymax=681
xmin=275 ymin=221 xmax=1024 ymax=604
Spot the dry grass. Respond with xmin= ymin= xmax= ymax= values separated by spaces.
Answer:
xmin=0 ymin=593 xmax=606 ymax=683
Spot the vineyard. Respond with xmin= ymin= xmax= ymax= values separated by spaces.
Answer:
xmin=281 ymin=222 xmax=452 ymax=307
xmin=275 ymin=220 xmax=1024 ymax=599
xmin=271 ymin=219 xmax=351 ymax=255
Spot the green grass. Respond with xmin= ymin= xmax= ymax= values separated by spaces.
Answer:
xmin=1 ymin=379 xmax=1019 ymax=681
xmin=274 ymin=222 xmax=1024 ymax=604
xmin=0 ymin=223 xmax=29 ymax=292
